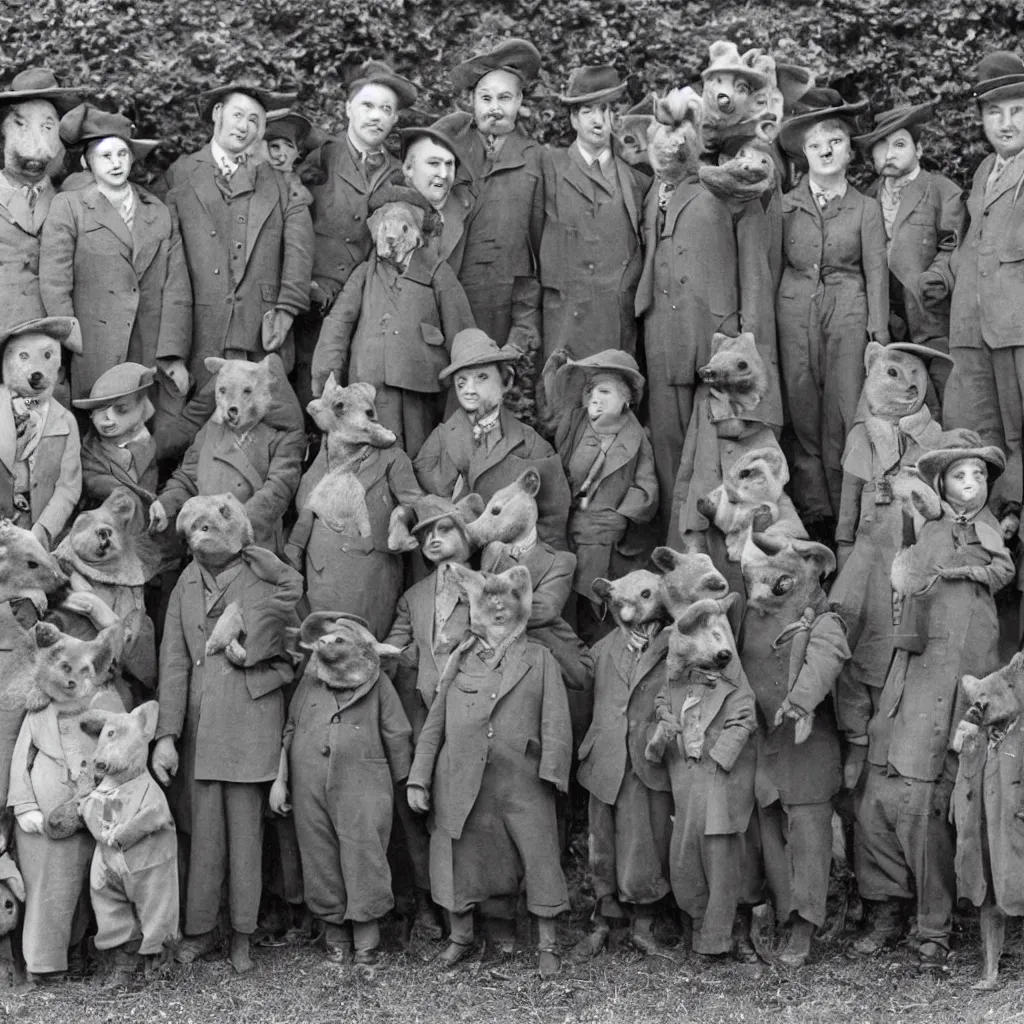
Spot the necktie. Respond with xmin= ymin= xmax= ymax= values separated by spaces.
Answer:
xmin=815 ymin=189 xmax=836 ymax=209
xmin=364 ymin=150 xmax=386 ymax=176
xmin=22 ymin=184 xmax=40 ymax=210
xmin=657 ymin=180 xmax=676 ymax=211
xmin=484 ymin=134 xmax=497 ymax=158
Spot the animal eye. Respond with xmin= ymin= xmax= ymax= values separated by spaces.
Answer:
xmin=218 ymin=387 xmax=226 ymax=394
xmin=242 ymin=387 xmax=252 ymax=396
xmin=61 ymin=662 xmax=72 ymax=673
xmin=490 ymin=506 xmax=502 ymax=515
xmin=640 ymin=589 xmax=651 ymax=599
xmin=738 ymin=469 xmax=751 ymax=478
xmin=772 ymin=576 xmax=794 ymax=596
xmin=887 ymin=368 xmax=898 ymax=378
xmin=26 ymin=560 xmax=38 ymax=569
xmin=736 ymin=361 xmax=748 ymax=371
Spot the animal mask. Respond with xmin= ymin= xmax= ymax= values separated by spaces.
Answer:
xmin=177 ymin=493 xmax=254 ymax=565
xmin=648 ymin=87 xmax=703 ymax=186
xmin=0 ymin=519 xmax=67 ymax=607
xmin=299 ymin=611 xmax=401 ymax=689
xmin=699 ymin=139 xmax=776 ymax=205
xmin=80 ymin=700 xmax=160 ymax=787
xmin=740 ymin=532 xmax=835 ymax=616
xmin=2 ymin=330 xmax=63 ymax=401
xmin=698 ymin=331 xmax=770 ymax=429
xmin=651 ymin=544 xmax=730 ymax=620
xmin=308 ymin=376 xmax=397 ymax=449
xmin=592 ymin=569 xmax=666 ymax=633
xmin=368 ymin=200 xmax=432 ymax=267
xmin=26 ymin=620 xmax=119 ymax=711
xmin=2 ymin=100 xmax=64 ymax=184
xmin=447 ymin=563 xmax=533 ymax=652
xmin=463 ymin=468 xmax=540 ymax=550
xmin=861 ymin=342 xmax=930 ymax=421
xmin=205 ymin=356 xmax=274 ymax=434
xmin=961 ymin=652 xmax=1024 ymax=730
xmin=669 ymin=593 xmax=741 ymax=679
xmin=55 ymin=488 xmax=146 ymax=587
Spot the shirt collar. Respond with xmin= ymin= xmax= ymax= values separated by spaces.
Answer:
xmin=210 ymin=139 xmax=243 ymax=175
xmin=881 ymin=164 xmax=920 ymax=196
xmin=346 ymin=132 xmax=383 ymax=163
xmin=808 ymin=177 xmax=848 ymax=202
xmin=575 ymin=141 xmax=612 ymax=167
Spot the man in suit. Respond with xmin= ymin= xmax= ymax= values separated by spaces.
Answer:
xmin=539 ymin=66 xmax=647 ymax=361
xmin=156 ymin=82 xmax=312 ymax=397
xmin=856 ymin=102 xmax=966 ymax=403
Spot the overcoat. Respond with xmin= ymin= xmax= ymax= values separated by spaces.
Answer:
xmin=157 ymin=146 xmax=313 ymax=390
xmin=538 ymin=145 xmax=646 ymax=359
xmin=80 ymin=430 xmax=158 ymax=508
xmin=39 ymin=183 xmax=176 ymax=401
xmin=0 ymin=173 xmax=51 ymax=334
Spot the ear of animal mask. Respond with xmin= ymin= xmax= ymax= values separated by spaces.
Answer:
xmin=375 ymin=641 xmax=403 ymax=658
xmin=674 ymin=597 xmax=722 ymax=635
xmin=789 ymin=538 xmax=837 ymax=578
xmin=204 ymin=356 xmax=227 ymax=376
xmin=863 ymin=341 xmax=886 ymax=374
xmin=134 ymin=700 xmax=160 ymax=743
xmin=592 ymin=578 xmax=612 ymax=603
xmin=651 ymin=543 xmax=694 ymax=573
xmin=34 ymin=621 xmax=63 ymax=649
xmin=79 ymin=708 xmax=113 ymax=737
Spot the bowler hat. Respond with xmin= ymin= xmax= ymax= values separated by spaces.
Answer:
xmin=883 ymin=342 xmax=954 ymax=367
xmin=853 ymin=101 xmax=934 ymax=149
xmin=701 ymin=41 xmax=770 ymax=91
xmin=263 ymin=109 xmax=312 ymax=147
xmin=368 ymin=183 xmax=436 ymax=216
xmin=0 ymin=316 xmax=81 ymax=355
xmin=299 ymin=611 xmax=373 ymax=647
xmin=196 ymin=82 xmax=297 ymax=121
xmin=59 ymin=103 xmax=161 ymax=160
xmin=411 ymin=493 xmax=485 ymax=536
xmin=0 ymin=67 xmax=83 ymax=115
xmin=450 ymin=39 xmax=541 ymax=94
xmin=439 ymin=328 xmax=520 ymax=382
xmin=556 ymin=349 xmax=645 ymax=409
xmin=399 ymin=124 xmax=461 ymax=167
xmin=558 ymin=66 xmax=628 ymax=106
xmin=72 ymin=363 xmax=156 ymax=410
xmin=973 ymin=50 xmax=1024 ymax=104
xmin=916 ymin=445 xmax=1006 ymax=488
xmin=348 ymin=60 xmax=418 ymax=110
xmin=778 ymin=87 xmax=869 ymax=157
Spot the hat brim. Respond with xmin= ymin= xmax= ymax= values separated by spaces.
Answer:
xmin=916 ymin=445 xmax=1007 ymax=486
xmin=451 ymin=57 xmax=540 ymax=95
xmin=439 ymin=347 xmax=520 ymax=382
xmin=883 ymin=342 xmax=954 ymax=367
xmin=558 ymin=82 xmax=628 ymax=106
xmin=853 ymin=102 xmax=934 ymax=148
xmin=701 ymin=67 xmax=769 ymax=91
xmin=0 ymin=316 xmax=81 ymax=355
xmin=196 ymin=86 xmax=298 ymax=120
xmin=778 ymin=100 xmax=869 ymax=156
xmin=349 ymin=74 xmax=418 ymax=110
xmin=0 ymin=88 xmax=83 ymax=116
xmin=299 ymin=610 xmax=372 ymax=646
xmin=72 ymin=132 xmax=162 ymax=160
xmin=399 ymin=126 xmax=461 ymax=166
xmin=72 ymin=381 xmax=156 ymax=410
xmin=974 ymin=78 xmax=1024 ymax=104
xmin=557 ymin=360 xmax=645 ymax=409
xmin=264 ymin=113 xmax=312 ymax=146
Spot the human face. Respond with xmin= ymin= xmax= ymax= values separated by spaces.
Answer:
xmin=421 ymin=516 xmax=469 ymax=564
xmin=87 ymin=136 xmax=133 ymax=188
xmin=586 ymin=375 xmax=629 ymax=423
xmin=267 ymin=137 xmax=299 ymax=172
xmin=871 ymin=128 xmax=921 ymax=178
xmin=982 ymin=96 xmax=1024 ymax=159
xmin=571 ymin=102 xmax=613 ymax=158
xmin=473 ymin=70 xmax=522 ymax=137
xmin=90 ymin=393 xmax=148 ymax=440
xmin=346 ymin=83 xmax=399 ymax=151
xmin=212 ymin=93 xmax=265 ymax=156
xmin=403 ymin=137 xmax=455 ymax=208
xmin=943 ymin=457 xmax=988 ymax=510
xmin=453 ymin=364 xmax=507 ymax=416
xmin=802 ymin=120 xmax=852 ymax=180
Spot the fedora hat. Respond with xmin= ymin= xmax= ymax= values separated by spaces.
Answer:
xmin=450 ymin=39 xmax=541 ymax=94
xmin=59 ymin=103 xmax=161 ymax=160
xmin=558 ymin=66 xmax=628 ymax=106
xmin=556 ymin=349 xmax=645 ymax=409
xmin=916 ymin=445 xmax=1006 ymax=489
xmin=263 ymin=109 xmax=313 ymax=147
xmin=973 ymin=50 xmax=1024 ymax=104
xmin=348 ymin=60 xmax=418 ymax=110
xmin=778 ymin=87 xmax=869 ymax=157
xmin=410 ymin=493 xmax=485 ymax=536
xmin=399 ymin=124 xmax=461 ymax=167
xmin=0 ymin=316 xmax=81 ymax=355
xmin=367 ymin=183 xmax=436 ymax=216
xmin=196 ymin=82 xmax=297 ymax=121
xmin=882 ymin=342 xmax=954 ymax=367
xmin=853 ymin=101 xmax=934 ymax=149
xmin=72 ymin=363 xmax=156 ymax=410
xmin=0 ymin=67 xmax=83 ymax=115
xmin=701 ymin=41 xmax=770 ymax=90
xmin=439 ymin=329 xmax=519 ymax=382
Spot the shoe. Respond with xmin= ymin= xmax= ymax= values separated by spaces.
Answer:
xmin=538 ymin=949 xmax=561 ymax=978
xmin=229 ymin=931 xmax=253 ymax=975
xmin=850 ymin=900 xmax=904 ymax=956
xmin=777 ymin=917 xmax=814 ymax=969
xmin=918 ymin=940 xmax=948 ymax=970
xmin=412 ymin=892 xmax=444 ymax=941
xmin=174 ymin=931 xmax=219 ymax=965
xmin=353 ymin=948 xmax=379 ymax=967
xmin=439 ymin=940 xmax=474 ymax=967
xmin=572 ymin=927 xmax=609 ymax=960
xmin=321 ymin=923 xmax=353 ymax=961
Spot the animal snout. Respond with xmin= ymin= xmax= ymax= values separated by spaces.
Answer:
xmin=696 ymin=493 xmax=717 ymax=518
xmin=28 ymin=371 xmax=44 ymax=389
xmin=697 ymin=364 xmax=716 ymax=383
xmin=226 ymin=405 xmax=239 ymax=419
xmin=617 ymin=604 xmax=635 ymax=623
xmin=714 ymin=649 xmax=732 ymax=668
xmin=64 ymin=678 xmax=77 ymax=691
xmin=94 ymin=759 xmax=108 ymax=775
xmin=715 ymin=93 xmax=734 ymax=114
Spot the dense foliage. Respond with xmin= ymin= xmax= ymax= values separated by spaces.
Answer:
xmin=0 ymin=0 xmax=1020 ymax=188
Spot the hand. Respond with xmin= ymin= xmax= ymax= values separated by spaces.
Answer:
xmin=407 ymin=785 xmax=430 ymax=814
xmin=162 ymin=360 xmax=190 ymax=397
xmin=269 ymin=777 xmax=291 ymax=816
xmin=387 ymin=509 xmax=420 ymax=554
xmin=224 ymin=639 xmax=248 ymax=667
xmin=151 ymin=736 xmax=179 ymax=786
xmin=546 ymin=347 xmax=571 ymax=371
xmin=309 ymin=281 xmax=331 ymax=314
xmin=30 ymin=524 xmax=50 ymax=551
xmin=16 ymin=810 xmax=44 ymax=835
xmin=644 ymin=720 xmax=675 ymax=762
xmin=1001 ymin=513 xmax=1020 ymax=541
xmin=149 ymin=500 xmax=169 ymax=534
xmin=262 ymin=309 xmax=295 ymax=352
xmin=918 ymin=270 xmax=949 ymax=308
xmin=843 ymin=743 xmax=868 ymax=790
xmin=59 ymin=591 xmax=118 ymax=629
xmin=100 ymin=821 xmax=121 ymax=846
xmin=952 ymin=719 xmax=980 ymax=754
xmin=774 ymin=699 xmax=811 ymax=731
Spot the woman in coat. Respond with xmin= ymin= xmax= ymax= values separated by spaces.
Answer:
xmin=775 ymin=89 xmax=888 ymax=525
xmin=39 ymin=104 xmax=176 ymax=404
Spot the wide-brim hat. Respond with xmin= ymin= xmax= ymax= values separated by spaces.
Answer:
xmin=450 ymin=38 xmax=541 ymax=94
xmin=263 ymin=109 xmax=312 ymax=147
xmin=556 ymin=350 xmax=645 ymax=408
xmin=72 ymin=362 xmax=156 ymax=410
xmin=701 ymin=41 xmax=770 ymax=91
xmin=196 ymin=83 xmax=297 ymax=120
xmin=0 ymin=316 xmax=81 ymax=355
xmin=299 ymin=611 xmax=372 ymax=647
xmin=411 ymin=493 xmax=485 ymax=536
xmin=558 ymin=65 xmax=628 ymax=106
xmin=399 ymin=124 xmax=461 ymax=167
xmin=59 ymin=103 xmax=161 ymax=160
xmin=348 ymin=60 xmax=418 ymax=110
xmin=916 ymin=445 xmax=1006 ymax=488
xmin=774 ymin=62 xmax=816 ymax=114
xmin=0 ymin=67 xmax=83 ymax=115
xmin=439 ymin=328 xmax=519 ymax=382
xmin=367 ymin=183 xmax=435 ymax=216
xmin=853 ymin=101 xmax=934 ymax=149
xmin=778 ymin=87 xmax=869 ymax=157
xmin=883 ymin=342 xmax=954 ymax=367
xmin=973 ymin=50 xmax=1024 ymax=104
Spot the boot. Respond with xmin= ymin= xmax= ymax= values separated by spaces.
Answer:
xmin=440 ymin=910 xmax=475 ymax=967
xmin=229 ymin=930 xmax=253 ymax=974
xmin=629 ymin=907 xmax=671 ymax=956
xmin=732 ymin=905 xmax=760 ymax=964
xmin=105 ymin=946 xmax=138 ymax=988
xmin=174 ymin=929 xmax=219 ymax=964
xmin=851 ymin=899 xmax=904 ymax=956
xmin=412 ymin=889 xmax=443 ymax=941
xmin=321 ymin=922 xmax=353 ymax=961
xmin=537 ymin=918 xmax=560 ymax=978
xmin=352 ymin=920 xmax=381 ymax=966
xmin=571 ymin=912 xmax=610 ymax=960
xmin=778 ymin=915 xmax=814 ymax=968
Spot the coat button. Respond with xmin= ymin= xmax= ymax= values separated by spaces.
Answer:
xmin=214 ymin=268 xmax=220 ymax=274
xmin=486 ymin=728 xmax=494 ymax=738
xmin=321 ymin=745 xmax=330 ymax=756
xmin=211 ymin=230 xmax=217 ymax=236
xmin=490 ymin=693 xmax=497 ymax=699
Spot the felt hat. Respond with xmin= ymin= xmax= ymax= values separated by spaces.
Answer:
xmin=883 ymin=342 xmax=954 ymax=367
xmin=778 ymin=87 xmax=869 ymax=157
xmin=367 ymin=182 xmax=436 ymax=216
xmin=0 ymin=316 xmax=81 ymax=355
xmin=774 ymin=62 xmax=816 ymax=114
xmin=196 ymin=82 xmax=297 ymax=120
xmin=399 ymin=124 xmax=461 ymax=167
xmin=439 ymin=328 xmax=519 ymax=382
xmin=973 ymin=50 xmax=1024 ymax=104
xmin=263 ymin=109 xmax=312 ymax=147
xmin=450 ymin=39 xmax=542 ymax=94
xmin=853 ymin=101 xmax=934 ymax=149
xmin=0 ymin=67 xmax=83 ymax=115
xmin=299 ymin=611 xmax=372 ymax=646
xmin=348 ymin=60 xmax=418 ymax=110
xmin=556 ymin=349 xmax=645 ymax=408
xmin=916 ymin=445 xmax=1006 ymax=488
xmin=701 ymin=41 xmax=770 ymax=90
xmin=410 ymin=493 xmax=485 ymax=536
xmin=58 ymin=103 xmax=161 ymax=160
xmin=72 ymin=363 xmax=156 ymax=410
xmin=558 ymin=66 xmax=628 ymax=106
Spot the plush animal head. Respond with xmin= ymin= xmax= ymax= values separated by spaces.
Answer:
xmin=57 ymin=489 xmax=144 ymax=585
xmin=298 ymin=612 xmax=400 ymax=690
xmin=0 ymin=854 xmax=24 ymax=937
xmin=205 ymin=356 xmax=273 ymax=434
xmin=698 ymin=332 xmax=769 ymax=429
xmin=651 ymin=544 xmax=730 ymax=621
xmin=0 ymin=519 xmax=67 ymax=604
xmin=669 ymin=594 xmax=741 ymax=678
xmin=463 ymin=469 xmax=540 ymax=550
xmin=592 ymin=570 xmax=666 ymax=632
xmin=177 ymin=493 xmax=253 ymax=567
xmin=962 ymin=652 xmax=1024 ymax=729
xmin=308 ymin=376 xmax=397 ymax=449
xmin=368 ymin=200 xmax=434 ymax=267
xmin=699 ymin=138 xmax=776 ymax=205
xmin=612 ymin=95 xmax=655 ymax=172
xmin=1 ymin=99 xmax=63 ymax=184
xmin=1 ymin=328 xmax=63 ymax=400
xmin=740 ymin=532 xmax=835 ymax=616
xmin=27 ymin=621 xmax=118 ymax=710
xmin=648 ymin=87 xmax=703 ymax=186
xmin=448 ymin=563 xmax=533 ymax=650
xmin=700 ymin=44 xmax=779 ymax=145
xmin=80 ymin=700 xmax=159 ymax=787
xmin=861 ymin=342 xmax=929 ymax=421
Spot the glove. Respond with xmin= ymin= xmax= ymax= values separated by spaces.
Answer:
xmin=952 ymin=719 xmax=980 ymax=754
xmin=16 ymin=810 xmax=44 ymax=835
xmin=149 ymin=500 xmax=169 ymax=534
xmin=407 ymin=785 xmax=430 ymax=813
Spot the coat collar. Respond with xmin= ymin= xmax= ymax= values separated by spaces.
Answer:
xmin=403 ymin=245 xmax=442 ymax=286
xmin=319 ymin=667 xmax=381 ymax=718
xmin=492 ymin=634 xmax=533 ymax=702
xmin=0 ymin=388 xmax=70 ymax=476
xmin=612 ymin=624 xmax=669 ymax=692
xmin=575 ymin=411 xmax=646 ymax=489
xmin=205 ymin=422 xmax=267 ymax=494
xmin=661 ymin=176 xmax=703 ymax=237
xmin=79 ymin=183 xmax=134 ymax=253
xmin=467 ymin=406 xmax=528 ymax=482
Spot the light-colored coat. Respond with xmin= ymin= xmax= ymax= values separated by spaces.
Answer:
xmin=0 ymin=173 xmax=51 ymax=334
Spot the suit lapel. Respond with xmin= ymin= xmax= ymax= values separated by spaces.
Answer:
xmin=485 ymin=130 xmax=529 ymax=178
xmin=564 ymin=149 xmax=599 ymax=205
xmin=189 ymin=151 xmax=226 ymax=226
xmin=211 ymin=427 xmax=264 ymax=494
xmin=631 ymin=629 xmax=669 ymax=694
xmin=82 ymin=186 xmax=134 ymax=255
xmin=593 ymin=417 xmax=643 ymax=489
xmin=468 ymin=410 xmax=523 ymax=482
xmin=182 ymin=565 xmax=207 ymax=657
xmin=890 ymin=173 xmax=927 ymax=240
xmin=0 ymin=388 xmax=14 ymax=476
xmin=616 ymin=158 xmax=641 ymax=237
xmin=695 ymin=667 xmax=734 ymax=733
xmin=494 ymin=637 xmax=532 ymax=703
xmin=335 ymin=142 xmax=368 ymax=195
xmin=132 ymin=191 xmax=163 ymax=276
xmin=663 ymin=179 xmax=702 ymax=237
xmin=245 ymin=169 xmax=280 ymax=265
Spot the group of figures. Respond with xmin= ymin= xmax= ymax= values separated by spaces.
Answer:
xmin=2 ymin=32 xmax=1024 ymax=995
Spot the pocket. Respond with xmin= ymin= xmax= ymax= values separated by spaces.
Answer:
xmin=260 ymin=283 xmax=279 ymax=303
xmin=419 ymin=322 xmax=446 ymax=347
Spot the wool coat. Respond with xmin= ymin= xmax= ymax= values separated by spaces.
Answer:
xmin=285 ymin=665 xmax=412 ymax=924
xmin=79 ymin=431 xmax=158 ymax=508
xmin=0 ymin=173 xmax=51 ymax=335
xmin=414 ymin=406 xmax=572 ymax=550
xmin=0 ymin=388 xmax=81 ymax=544
xmin=157 ymin=146 xmax=314 ymax=390
xmin=538 ymin=145 xmax=646 ymax=360
xmin=434 ymin=113 xmax=544 ymax=348
xmin=39 ymin=183 xmax=177 ymax=401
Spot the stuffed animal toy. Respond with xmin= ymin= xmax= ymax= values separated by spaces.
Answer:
xmin=78 ymin=700 xmax=178 ymax=986
xmin=699 ymin=42 xmax=778 ymax=150
xmin=644 ymin=593 xmax=757 ymax=958
xmin=269 ymin=611 xmax=411 ymax=966
xmin=150 ymin=355 xmax=303 ymax=554
xmin=152 ymin=493 xmax=302 ymax=975
xmin=649 ymin=544 xmax=730 ymax=622
xmin=285 ymin=377 xmax=424 ymax=640
xmin=699 ymin=135 xmax=777 ymax=206
xmin=647 ymin=87 xmax=704 ymax=189
xmin=611 ymin=93 xmax=655 ymax=173
xmin=406 ymin=563 xmax=572 ymax=978
xmin=0 ymin=316 xmax=83 ymax=550
xmin=574 ymin=570 xmax=673 ymax=959
xmin=738 ymin=531 xmax=850 ymax=967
